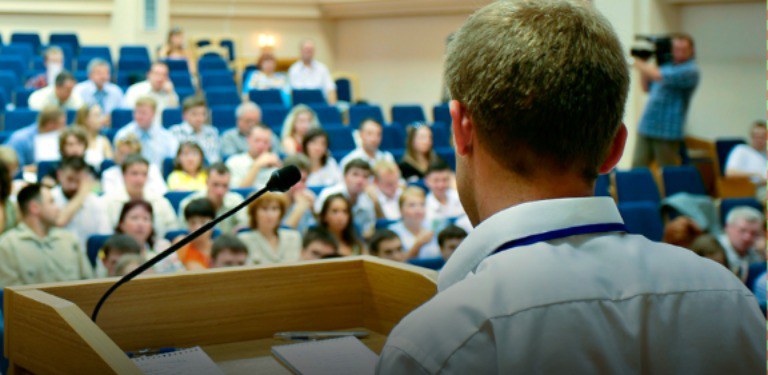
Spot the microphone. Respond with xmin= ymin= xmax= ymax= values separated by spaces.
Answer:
xmin=90 ymin=165 xmax=302 ymax=322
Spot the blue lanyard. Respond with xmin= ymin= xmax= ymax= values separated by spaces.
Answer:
xmin=491 ymin=223 xmax=627 ymax=255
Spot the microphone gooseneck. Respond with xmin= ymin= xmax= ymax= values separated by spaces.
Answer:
xmin=90 ymin=165 xmax=301 ymax=322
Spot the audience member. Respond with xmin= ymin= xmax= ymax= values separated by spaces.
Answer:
xmin=97 ymin=234 xmax=142 ymax=278
xmin=315 ymin=159 xmax=377 ymax=238
xmin=175 ymin=198 xmax=216 ymax=270
xmin=101 ymin=135 xmax=168 ymax=196
xmin=238 ymin=192 xmax=302 ymax=265
xmin=221 ymin=102 xmax=261 ymax=158
xmin=114 ymin=199 xmax=183 ymax=273
xmin=318 ymin=194 xmax=363 ymax=256
xmin=0 ymin=183 xmax=93 ymax=287
xmin=718 ymin=206 xmax=764 ymax=274
xmin=300 ymin=227 xmax=339 ymax=260
xmin=0 ymin=160 xmax=18 ymax=234
xmin=662 ymin=216 xmax=703 ymax=249
xmin=368 ymin=229 xmax=405 ymax=262
xmin=29 ymin=71 xmax=83 ymax=110
xmin=210 ymin=234 xmax=249 ymax=268
xmin=340 ymin=118 xmax=394 ymax=170
xmin=725 ymin=120 xmax=766 ymax=201
xmin=123 ymin=61 xmax=179 ymax=123
xmin=302 ymin=128 xmax=342 ymax=187
xmin=113 ymin=254 xmax=146 ymax=277
xmin=157 ymin=27 xmax=197 ymax=75
xmin=25 ymin=46 xmax=64 ymax=89
xmin=388 ymin=186 xmax=439 ymax=259
xmin=6 ymin=105 xmax=66 ymax=168
xmin=288 ymin=39 xmax=337 ymax=104
xmin=281 ymin=155 xmax=317 ymax=234
xmin=178 ymin=163 xmax=248 ymax=234
xmin=371 ymin=160 xmax=403 ymax=220
xmin=281 ymin=104 xmax=320 ymax=155
xmin=51 ymin=157 xmax=110 ymax=249
xmin=73 ymin=58 xmax=124 ymax=116
xmin=103 ymin=154 xmax=178 ymax=239
xmin=58 ymin=126 xmax=89 ymax=160
xmin=242 ymin=54 xmax=288 ymax=101
xmin=437 ymin=225 xmax=467 ymax=261
xmin=73 ymin=104 xmax=113 ymax=169
xmin=424 ymin=161 xmax=465 ymax=229
xmin=632 ymin=33 xmax=699 ymax=168
xmin=0 ymin=147 xmax=23 ymax=196
xmin=689 ymin=234 xmax=729 ymax=268
xmin=399 ymin=124 xmax=443 ymax=182
xmin=115 ymin=96 xmax=179 ymax=168
xmin=226 ymin=124 xmax=281 ymax=189
xmin=167 ymin=141 xmax=207 ymax=191
xmin=169 ymin=96 xmax=220 ymax=163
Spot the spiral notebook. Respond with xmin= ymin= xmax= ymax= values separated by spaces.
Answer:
xmin=271 ymin=336 xmax=378 ymax=375
xmin=131 ymin=346 xmax=224 ymax=375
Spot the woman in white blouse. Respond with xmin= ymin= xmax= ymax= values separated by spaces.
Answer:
xmin=74 ymin=104 xmax=113 ymax=170
xmin=238 ymin=192 xmax=302 ymax=265
xmin=302 ymin=127 xmax=342 ymax=187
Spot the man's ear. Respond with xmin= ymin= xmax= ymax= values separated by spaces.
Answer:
xmin=449 ymin=100 xmax=473 ymax=156
xmin=598 ymin=123 xmax=627 ymax=174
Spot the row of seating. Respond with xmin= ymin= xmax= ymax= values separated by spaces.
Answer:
xmin=596 ymin=166 xmax=708 ymax=204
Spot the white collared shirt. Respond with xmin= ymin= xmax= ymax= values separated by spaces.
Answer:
xmin=287 ymin=60 xmax=336 ymax=93
xmin=378 ymin=197 xmax=765 ymax=374
xmin=339 ymin=148 xmax=394 ymax=171
xmin=425 ymin=189 xmax=465 ymax=229
xmin=51 ymin=186 xmax=113 ymax=251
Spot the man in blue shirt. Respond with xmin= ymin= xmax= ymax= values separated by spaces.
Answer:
xmin=72 ymin=58 xmax=124 ymax=121
xmin=632 ymin=34 xmax=700 ymax=167
xmin=5 ymin=106 xmax=66 ymax=168
xmin=114 ymin=96 xmax=178 ymax=169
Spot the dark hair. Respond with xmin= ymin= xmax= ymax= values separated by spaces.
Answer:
xmin=54 ymin=71 xmax=76 ymax=86
xmin=319 ymin=193 xmax=362 ymax=252
xmin=182 ymin=95 xmax=207 ymax=113
xmin=402 ymin=124 xmax=440 ymax=169
xmin=0 ymin=160 xmax=12 ymax=203
xmin=102 ymin=234 xmax=142 ymax=258
xmin=368 ymin=229 xmax=401 ymax=256
xmin=358 ymin=117 xmax=382 ymax=130
xmin=173 ymin=141 xmax=205 ymax=173
xmin=121 ymin=153 xmax=149 ymax=174
xmin=17 ymin=183 xmax=43 ymax=216
xmin=184 ymin=198 xmax=216 ymax=221
xmin=302 ymin=227 xmax=339 ymax=251
xmin=207 ymin=161 xmax=230 ymax=176
xmin=437 ymin=225 xmax=468 ymax=248
xmin=343 ymin=158 xmax=372 ymax=176
xmin=58 ymin=127 xmax=89 ymax=157
xmin=425 ymin=160 xmax=451 ymax=176
xmin=57 ymin=156 xmax=89 ymax=173
xmin=115 ymin=200 xmax=156 ymax=248
xmin=301 ymin=127 xmax=330 ymax=166
xmin=212 ymin=234 xmax=249 ymax=261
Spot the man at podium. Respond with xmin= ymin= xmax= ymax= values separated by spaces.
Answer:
xmin=377 ymin=0 xmax=765 ymax=373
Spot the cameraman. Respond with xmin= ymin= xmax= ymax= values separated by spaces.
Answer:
xmin=632 ymin=33 xmax=699 ymax=168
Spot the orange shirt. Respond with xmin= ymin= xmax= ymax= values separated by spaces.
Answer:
xmin=177 ymin=243 xmax=211 ymax=270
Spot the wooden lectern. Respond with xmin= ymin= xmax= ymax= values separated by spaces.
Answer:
xmin=3 ymin=256 xmax=437 ymax=374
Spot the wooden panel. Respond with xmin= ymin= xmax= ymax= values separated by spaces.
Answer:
xmin=717 ymin=176 xmax=757 ymax=198
xmin=5 ymin=290 xmax=139 ymax=375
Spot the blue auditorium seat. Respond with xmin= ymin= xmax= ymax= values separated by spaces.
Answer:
xmin=292 ymin=89 xmax=326 ymax=107
xmin=349 ymin=105 xmax=384 ymax=128
xmin=49 ymin=33 xmax=80 ymax=54
xmin=381 ymin=126 xmax=406 ymax=151
xmin=325 ymin=127 xmax=356 ymax=152
xmin=175 ymin=87 xmax=197 ymax=102
xmin=14 ymin=88 xmax=33 ymax=108
xmin=0 ymin=71 xmax=18 ymax=100
xmin=715 ymin=138 xmax=746 ymax=176
xmin=118 ymin=57 xmax=150 ymax=74
xmin=197 ymin=56 xmax=228 ymax=72
xmin=248 ymin=89 xmax=284 ymax=107
xmin=432 ymin=103 xmax=450 ymax=125
xmin=594 ymin=173 xmax=611 ymax=197
xmin=164 ymin=191 xmax=195 ymax=213
xmin=618 ymin=201 xmax=664 ymax=242
xmin=219 ymin=39 xmax=235 ymax=61
xmin=615 ymin=168 xmax=661 ymax=204
xmin=335 ymin=78 xmax=352 ymax=102
xmin=211 ymin=106 xmax=237 ymax=133
xmin=164 ymin=59 xmax=189 ymax=72
xmin=78 ymin=46 xmax=113 ymax=67
xmin=0 ymin=55 xmax=26 ymax=82
xmin=119 ymin=45 xmax=150 ymax=60
xmin=37 ymin=161 xmax=59 ymax=183
xmin=241 ymin=65 xmax=258 ymax=87
xmin=231 ymin=187 xmax=255 ymax=199
xmin=5 ymin=109 xmax=39 ymax=132
xmin=205 ymin=87 xmax=240 ymax=108
xmin=111 ymin=108 xmax=134 ymax=129
xmin=392 ymin=104 xmax=426 ymax=126
xmin=407 ymin=257 xmax=445 ymax=270
xmin=170 ymin=72 xmax=194 ymax=89
xmin=430 ymin=123 xmax=452 ymax=148
xmin=1 ymin=44 xmax=34 ymax=66
xmin=261 ymin=106 xmax=289 ymax=130
xmin=86 ymin=234 xmax=112 ymax=268
xmin=162 ymin=107 xmax=183 ymax=127
xmin=310 ymin=105 xmax=342 ymax=125
xmin=720 ymin=198 xmax=763 ymax=227
xmin=163 ymin=157 xmax=176 ymax=180
xmin=200 ymin=71 xmax=236 ymax=90
xmin=10 ymin=33 xmax=41 ymax=53
xmin=661 ymin=165 xmax=706 ymax=197
xmin=99 ymin=159 xmax=116 ymax=174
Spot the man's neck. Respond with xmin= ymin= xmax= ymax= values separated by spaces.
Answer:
xmin=127 ymin=190 xmax=143 ymax=200
xmin=302 ymin=59 xmax=313 ymax=67
xmin=23 ymin=218 xmax=49 ymax=239
xmin=363 ymin=147 xmax=377 ymax=158
xmin=188 ymin=122 xmax=203 ymax=133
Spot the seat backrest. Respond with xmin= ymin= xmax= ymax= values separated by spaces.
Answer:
xmin=169 ymin=72 xmax=194 ymax=89
xmin=79 ymin=46 xmax=113 ymax=66
xmin=615 ymin=168 xmax=661 ymax=204
xmin=392 ymin=104 xmax=426 ymax=125
xmin=200 ymin=70 xmax=236 ymax=89
xmin=204 ymin=88 xmax=240 ymax=108
xmin=618 ymin=201 xmax=664 ymax=242
xmin=594 ymin=173 xmax=612 ymax=197
xmin=49 ymin=33 xmax=80 ymax=53
xmin=111 ymin=108 xmax=134 ymax=129
xmin=5 ymin=109 xmax=38 ymax=132
xmin=719 ymin=197 xmax=764 ymax=227
xmin=261 ymin=106 xmax=289 ymax=130
xmin=164 ymin=190 xmax=195 ymax=213
xmin=0 ymin=71 xmax=18 ymax=99
xmin=325 ymin=127 xmax=356 ymax=152
xmin=715 ymin=138 xmax=747 ymax=176
xmin=407 ymin=257 xmax=446 ymax=270
xmin=662 ymin=165 xmax=707 ymax=197
xmin=0 ymin=55 xmax=26 ymax=79
xmin=197 ymin=57 xmax=228 ymax=72
xmin=310 ymin=105 xmax=343 ymax=125
xmin=10 ymin=33 xmax=41 ymax=53
xmin=211 ymin=106 xmax=237 ymax=133
xmin=164 ymin=59 xmax=189 ymax=72
xmin=335 ymin=78 xmax=352 ymax=102
xmin=432 ymin=103 xmax=450 ymax=125
xmin=248 ymin=89 xmax=284 ymax=107
xmin=349 ymin=105 xmax=384 ymax=128
xmin=381 ymin=125 xmax=406 ymax=151
xmin=162 ymin=107 xmax=183 ymax=127
xmin=119 ymin=45 xmax=150 ymax=60
xmin=86 ymin=234 xmax=113 ymax=268
xmin=292 ymin=89 xmax=327 ymax=107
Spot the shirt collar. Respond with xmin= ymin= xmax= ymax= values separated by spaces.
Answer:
xmin=437 ymin=197 xmax=623 ymax=292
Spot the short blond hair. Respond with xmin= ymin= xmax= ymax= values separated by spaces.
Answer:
xmin=398 ymin=186 xmax=426 ymax=209
xmin=135 ymin=96 xmax=157 ymax=112
xmin=445 ymin=0 xmax=629 ymax=181
xmin=373 ymin=160 xmax=400 ymax=178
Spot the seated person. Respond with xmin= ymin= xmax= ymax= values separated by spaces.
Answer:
xmin=238 ymin=192 xmax=302 ymax=265
xmin=317 ymin=193 xmax=364 ymax=256
xmin=281 ymin=104 xmax=320 ymax=156
xmin=169 ymin=96 xmax=220 ymax=163
xmin=300 ymin=227 xmax=339 ymax=260
xmin=103 ymin=154 xmax=178 ymax=239
xmin=662 ymin=216 xmax=703 ymax=249
xmin=718 ymin=206 xmax=764 ymax=275
xmin=97 ymin=234 xmax=142 ymax=278
xmin=399 ymin=124 xmax=444 ymax=182
xmin=115 ymin=96 xmax=179 ymax=169
xmin=282 ymin=154 xmax=317 ymax=234
xmin=113 ymin=254 xmax=147 ymax=277
xmin=690 ymin=234 xmax=729 ymax=269
xmin=371 ymin=160 xmax=403 ymax=220
xmin=6 ymin=105 xmax=66 ymax=170
xmin=26 ymin=46 xmax=64 ymax=89
xmin=725 ymin=120 xmax=766 ymax=200
xmin=221 ymin=102 xmax=261 ymax=158
xmin=368 ymin=229 xmax=405 ymax=262
xmin=315 ymin=159 xmax=377 ymax=239
xmin=29 ymin=71 xmax=84 ymax=110
xmin=0 ymin=183 xmax=93 ymax=287
xmin=167 ymin=141 xmax=207 ymax=191
xmin=114 ymin=199 xmax=183 ymax=273
xmin=73 ymin=104 xmax=114 ymax=170
xmin=39 ymin=127 xmax=96 ymax=187
xmin=123 ymin=61 xmax=179 ymax=124
xmin=101 ymin=135 xmax=168 ymax=196
xmin=288 ymin=39 xmax=337 ymax=105
xmin=242 ymin=54 xmax=289 ymax=102
xmin=178 ymin=162 xmax=248 ymax=234
xmin=175 ymin=198 xmax=216 ymax=270
xmin=73 ymin=58 xmax=125 ymax=117
xmin=302 ymin=128 xmax=342 ymax=187
xmin=210 ymin=234 xmax=250 ymax=268
xmin=437 ymin=225 xmax=467 ymax=262
xmin=157 ymin=27 xmax=197 ymax=75
xmin=0 ymin=159 xmax=18 ymax=234
xmin=340 ymin=118 xmax=394 ymax=170
xmin=226 ymin=124 xmax=281 ymax=189
xmin=424 ymin=160 xmax=465 ymax=229
xmin=388 ymin=186 xmax=440 ymax=259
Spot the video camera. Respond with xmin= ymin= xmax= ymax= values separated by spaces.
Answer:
xmin=630 ymin=35 xmax=672 ymax=66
